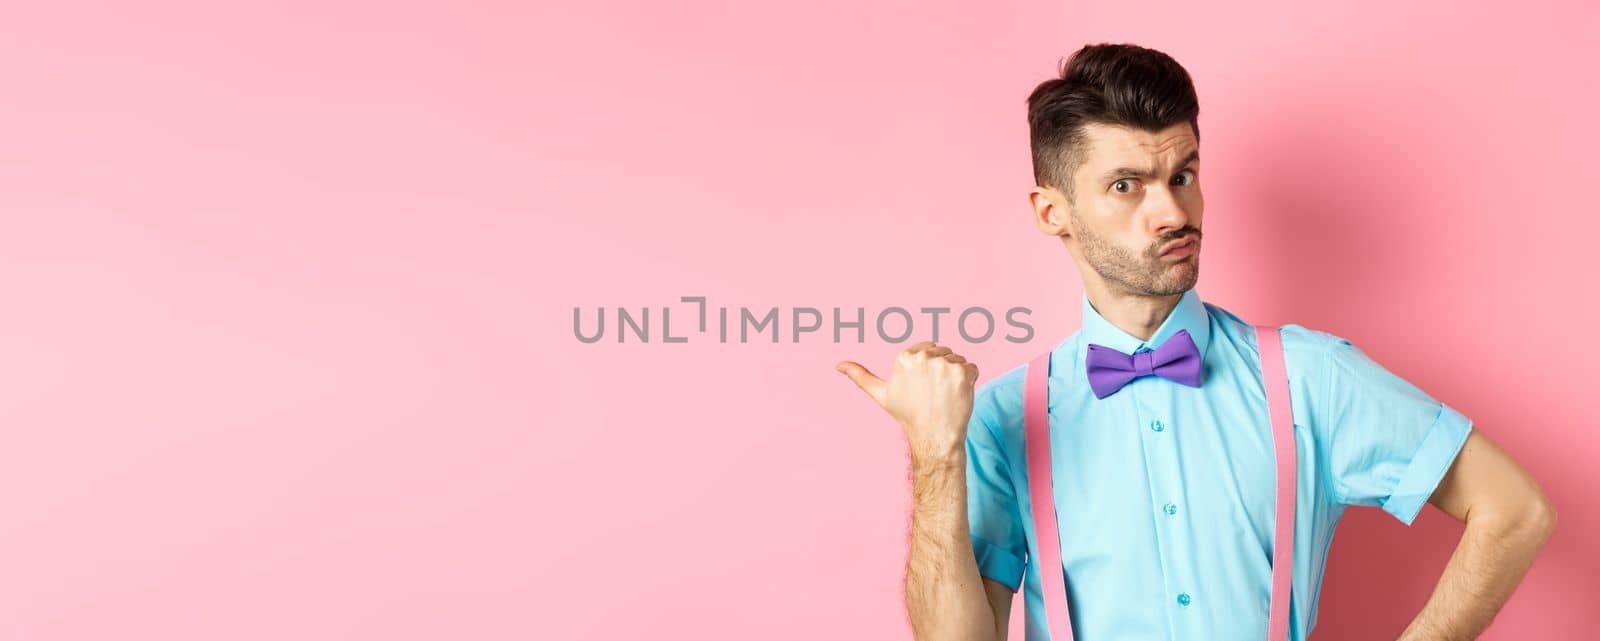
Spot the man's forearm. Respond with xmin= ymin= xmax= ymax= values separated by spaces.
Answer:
xmin=906 ymin=452 xmax=1000 ymax=641
xmin=1396 ymin=505 xmax=1556 ymax=641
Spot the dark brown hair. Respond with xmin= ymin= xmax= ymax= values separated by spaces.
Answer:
xmin=1027 ymin=43 xmax=1201 ymax=203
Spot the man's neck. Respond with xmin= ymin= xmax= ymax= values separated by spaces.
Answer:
xmin=1084 ymin=285 xmax=1183 ymax=343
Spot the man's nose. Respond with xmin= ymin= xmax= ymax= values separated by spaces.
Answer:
xmin=1147 ymin=186 xmax=1192 ymax=235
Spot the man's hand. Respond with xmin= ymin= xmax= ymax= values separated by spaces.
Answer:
xmin=836 ymin=341 xmax=980 ymax=464
xmin=837 ymin=342 xmax=1007 ymax=641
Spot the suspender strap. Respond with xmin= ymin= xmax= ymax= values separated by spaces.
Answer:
xmin=1022 ymin=350 xmax=1072 ymax=641
xmin=1255 ymin=324 xmax=1296 ymax=641
xmin=1022 ymin=326 xmax=1296 ymax=641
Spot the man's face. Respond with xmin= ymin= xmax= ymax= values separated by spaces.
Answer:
xmin=1054 ymin=122 xmax=1203 ymax=297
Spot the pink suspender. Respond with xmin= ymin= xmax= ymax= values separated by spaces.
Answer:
xmin=1023 ymin=348 xmax=1073 ymax=641
xmin=1022 ymin=324 xmax=1296 ymax=641
xmin=1257 ymin=325 xmax=1297 ymax=641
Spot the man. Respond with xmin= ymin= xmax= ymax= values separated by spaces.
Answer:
xmin=836 ymin=43 xmax=1555 ymax=641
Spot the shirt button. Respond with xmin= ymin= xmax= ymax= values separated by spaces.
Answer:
xmin=1177 ymin=593 xmax=1192 ymax=606
xmin=1151 ymin=419 xmax=1165 ymax=432
xmin=1163 ymin=503 xmax=1178 ymax=516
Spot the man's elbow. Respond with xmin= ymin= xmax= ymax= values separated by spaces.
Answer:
xmin=1467 ymin=483 xmax=1557 ymax=546
xmin=1526 ymin=494 xmax=1558 ymax=543
xmin=1516 ymin=474 xmax=1559 ymax=544
xmin=1482 ymin=489 xmax=1558 ymax=545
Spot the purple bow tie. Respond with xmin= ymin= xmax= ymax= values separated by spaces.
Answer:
xmin=1085 ymin=329 xmax=1203 ymax=399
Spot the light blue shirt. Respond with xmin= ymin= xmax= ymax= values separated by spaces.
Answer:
xmin=966 ymin=287 xmax=1473 ymax=640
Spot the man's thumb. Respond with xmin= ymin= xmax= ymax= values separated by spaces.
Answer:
xmin=835 ymin=360 xmax=887 ymax=407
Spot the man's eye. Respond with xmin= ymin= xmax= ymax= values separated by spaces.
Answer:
xmin=1112 ymin=179 xmax=1136 ymax=193
xmin=1173 ymin=169 xmax=1196 ymax=186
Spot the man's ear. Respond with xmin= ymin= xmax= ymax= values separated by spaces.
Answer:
xmin=1030 ymin=186 xmax=1071 ymax=238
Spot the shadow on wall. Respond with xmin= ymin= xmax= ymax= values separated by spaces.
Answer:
xmin=1235 ymin=69 xmax=1597 ymax=638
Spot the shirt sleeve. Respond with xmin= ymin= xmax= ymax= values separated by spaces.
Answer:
xmin=1318 ymin=336 xmax=1474 ymax=525
xmin=966 ymin=402 xmax=1028 ymax=592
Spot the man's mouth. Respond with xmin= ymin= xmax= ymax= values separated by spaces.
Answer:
xmin=1160 ymin=237 xmax=1198 ymax=257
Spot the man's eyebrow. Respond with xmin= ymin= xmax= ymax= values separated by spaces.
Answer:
xmin=1100 ymin=149 xmax=1201 ymax=181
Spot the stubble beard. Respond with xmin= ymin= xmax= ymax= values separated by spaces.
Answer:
xmin=1070 ymin=210 xmax=1199 ymax=298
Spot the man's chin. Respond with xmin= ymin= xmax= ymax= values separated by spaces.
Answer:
xmin=1149 ymin=265 xmax=1198 ymax=295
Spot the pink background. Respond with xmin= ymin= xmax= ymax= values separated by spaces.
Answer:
xmin=2 ymin=1 xmax=1596 ymax=639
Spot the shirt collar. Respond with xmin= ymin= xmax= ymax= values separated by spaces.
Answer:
xmin=1077 ymin=287 xmax=1212 ymax=359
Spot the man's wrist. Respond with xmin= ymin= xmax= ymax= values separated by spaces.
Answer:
xmin=911 ymin=446 xmax=966 ymax=472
